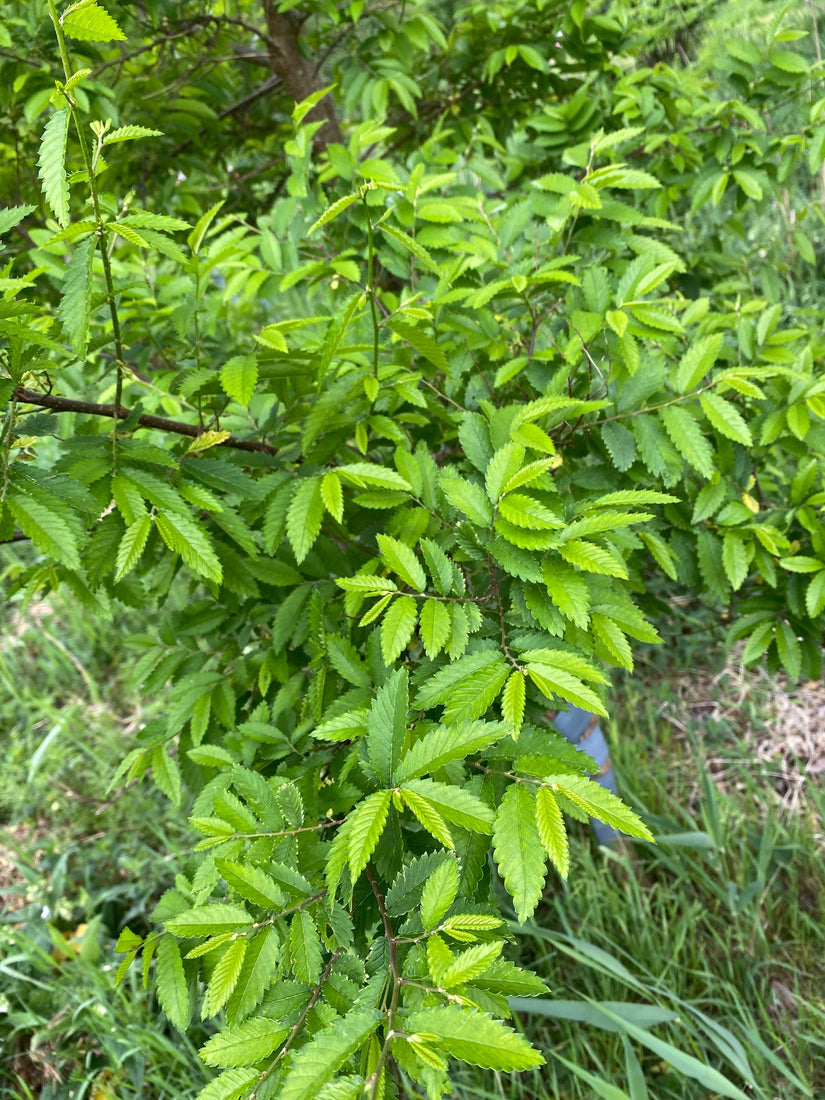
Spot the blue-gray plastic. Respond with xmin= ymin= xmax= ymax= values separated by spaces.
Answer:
xmin=553 ymin=706 xmax=619 ymax=847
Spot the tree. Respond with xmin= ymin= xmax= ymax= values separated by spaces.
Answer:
xmin=1 ymin=0 xmax=824 ymax=1096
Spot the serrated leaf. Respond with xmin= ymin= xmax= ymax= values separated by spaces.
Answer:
xmin=225 ymin=927 xmax=280 ymax=1025
xmin=8 ymin=494 xmax=80 ymax=569
xmin=699 ymin=392 xmax=753 ymax=446
xmin=193 ymin=1067 xmax=258 ymax=1100
xmin=675 ymin=333 xmax=724 ymax=393
xmin=407 ymin=1006 xmax=544 ymax=1070
xmin=380 ymin=595 xmax=417 ymax=664
xmin=61 ymin=0 xmax=126 ymax=41
xmin=215 ymin=860 xmax=285 ymax=909
xmin=600 ymin=422 xmax=637 ymax=471
xmin=58 ymin=233 xmax=95 ymax=356
xmin=492 ymin=784 xmax=546 ymax=923
xmin=413 ymin=650 xmax=503 ymax=709
xmin=526 ymin=664 xmax=608 ymax=717
xmin=486 ymin=443 xmax=525 ymax=502
xmin=547 ymin=774 xmax=653 ymax=840
xmin=204 ymin=937 xmax=247 ymax=1017
xmin=200 ymin=1017 xmax=289 ymax=1068
xmin=376 ymin=533 xmax=426 ymax=591
xmin=806 ymin=570 xmax=825 ymax=617
xmin=441 ymin=941 xmax=503 ymax=988
xmin=401 ymin=778 xmax=494 ymax=833
xmin=155 ymin=510 xmax=222 ymax=583
xmin=543 ymin=562 xmax=590 ymax=628
xmin=660 ymin=406 xmax=715 ymax=479
xmin=442 ymin=661 xmax=511 ymax=725
xmin=535 ymin=787 xmax=569 ymax=879
xmin=307 ymin=192 xmax=359 ymax=236
xmin=397 ymin=721 xmax=505 ymax=782
xmin=0 ymin=204 xmax=36 ymax=237
xmin=156 ymin=935 xmax=191 ymax=1030
xmin=166 ymin=904 xmax=252 ymax=937
xmin=38 ymin=109 xmax=70 ymax=228
xmin=286 ymin=477 xmax=323 ymax=564
xmin=775 ymin=620 xmax=801 ymax=680
xmin=501 ymin=670 xmax=526 ymax=736
xmin=220 ymin=355 xmax=258 ymax=405
xmin=400 ymin=786 xmax=454 ymax=848
xmin=115 ymin=514 xmax=152 ymax=581
xmin=347 ymin=791 xmax=391 ymax=879
xmin=558 ymin=540 xmax=627 ymax=579
xmin=389 ymin=318 xmax=449 ymax=372
xmin=152 ymin=746 xmax=181 ymax=806
xmin=326 ymin=635 xmax=370 ymax=688
xmin=289 ymin=909 xmax=323 ymax=984
xmin=380 ymin=222 xmax=444 ymax=278
xmin=321 ymin=471 xmax=343 ymax=521
xmin=419 ymin=599 xmax=451 ymax=659
xmin=279 ymin=1010 xmax=381 ymax=1100
xmin=439 ymin=474 xmax=492 ymax=525
xmin=722 ymin=533 xmax=749 ymax=590
xmin=366 ymin=667 xmax=408 ymax=785
xmin=420 ymin=859 xmax=459 ymax=930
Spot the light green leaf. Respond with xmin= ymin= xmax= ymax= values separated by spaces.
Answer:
xmin=396 ymin=720 xmax=505 ymax=782
xmin=376 ymin=533 xmax=426 ymax=591
xmin=289 ymin=910 xmax=323 ymax=985
xmin=547 ymin=774 xmax=653 ymax=840
xmin=501 ymin=670 xmax=526 ymax=737
xmin=419 ymin=599 xmax=451 ymax=659
xmin=389 ymin=318 xmax=449 ymax=372
xmin=492 ymin=784 xmax=546 ymax=923
xmin=321 ymin=471 xmax=344 ymax=522
xmin=380 ymin=595 xmax=417 ymax=664
xmin=441 ymin=661 xmax=511 ymax=725
xmin=439 ymin=474 xmax=492 ymax=525
xmin=0 ymin=204 xmax=36 ymax=237
xmin=399 ymin=786 xmax=454 ymax=848
xmin=200 ymin=1017 xmax=290 ymax=1068
xmin=286 ymin=477 xmax=323 ymax=564
xmin=115 ymin=514 xmax=152 ymax=581
xmin=700 ymin=393 xmax=753 ymax=445
xmin=307 ymin=191 xmax=359 ymax=236
xmin=225 ymin=927 xmax=280 ymax=1025
xmin=151 ymin=746 xmax=181 ymax=806
xmin=8 ymin=494 xmax=80 ymax=570
xmin=166 ymin=903 xmax=253 ymax=937
xmin=61 ymin=0 xmax=126 ymax=41
xmin=420 ymin=858 xmax=459 ymax=930
xmin=407 ymin=1005 xmax=544 ymax=1070
xmin=156 ymin=935 xmax=191 ymax=1031
xmin=215 ymin=860 xmax=285 ymax=909
xmin=347 ymin=790 xmax=391 ymax=879
xmin=220 ymin=355 xmax=258 ymax=405
xmin=558 ymin=540 xmax=628 ymax=579
xmin=400 ymin=778 xmax=494 ymax=833
xmin=675 ymin=333 xmax=724 ymax=394
xmin=526 ymin=665 xmax=607 ymax=717
xmin=38 ymin=109 xmax=70 ymax=228
xmin=366 ymin=667 xmax=408 ymax=785
xmin=380 ymin=222 xmax=444 ymax=278
xmin=535 ymin=787 xmax=569 ymax=879
xmin=204 ymin=937 xmax=247 ymax=1017
xmin=486 ymin=443 xmax=525 ymax=502
xmin=722 ymin=533 xmax=749 ymax=591
xmin=806 ymin=570 xmax=825 ymax=617
xmin=279 ymin=1010 xmax=381 ymax=1100
xmin=155 ymin=509 xmax=222 ymax=584
xmin=660 ymin=406 xmax=715 ymax=479
xmin=193 ymin=1067 xmax=258 ymax=1100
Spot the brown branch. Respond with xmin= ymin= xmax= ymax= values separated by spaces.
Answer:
xmin=12 ymin=387 xmax=277 ymax=456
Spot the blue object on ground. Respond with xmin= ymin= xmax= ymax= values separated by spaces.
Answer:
xmin=553 ymin=706 xmax=619 ymax=847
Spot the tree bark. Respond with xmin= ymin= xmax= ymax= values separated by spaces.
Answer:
xmin=261 ymin=3 xmax=343 ymax=147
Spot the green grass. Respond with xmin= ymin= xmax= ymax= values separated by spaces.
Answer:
xmin=2 ymin=589 xmax=823 ymax=1098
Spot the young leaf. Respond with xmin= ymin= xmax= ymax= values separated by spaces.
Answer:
xmin=204 ymin=937 xmax=247 ymax=1017
xmin=380 ymin=595 xmax=417 ymax=664
xmin=193 ymin=1068 xmax=258 ymax=1100
xmin=492 ymin=784 xmax=546 ymax=923
xmin=61 ymin=0 xmax=126 ymax=42
xmin=115 ymin=514 xmax=152 ymax=581
xmin=406 ymin=1006 xmax=544 ymax=1070
xmin=38 ymin=109 xmax=70 ymax=228
xmin=0 ymin=204 xmax=36 ymax=237
xmin=289 ymin=910 xmax=323 ymax=985
xmin=279 ymin=1010 xmax=381 ymax=1100
xmin=220 ymin=355 xmax=258 ymax=406
xmin=527 ymin=663 xmax=608 ymax=716
xmin=546 ymin=774 xmax=654 ymax=840
xmin=396 ymin=720 xmax=505 ymax=782
xmin=376 ymin=533 xmax=426 ymax=591
xmin=700 ymin=393 xmax=753 ymax=446
xmin=215 ymin=860 xmax=285 ymax=909
xmin=200 ymin=1017 xmax=290 ymax=1068
xmin=156 ymin=935 xmax=191 ymax=1031
xmin=399 ymin=786 xmax=455 ymax=848
xmin=501 ymin=670 xmax=526 ymax=737
xmin=420 ymin=858 xmax=459 ymax=930
xmin=286 ymin=477 xmax=324 ymax=564
xmin=535 ymin=787 xmax=569 ymax=879
xmin=366 ymin=667 xmax=408 ymax=785
xmin=347 ymin=791 xmax=391 ymax=879
xmin=166 ymin=904 xmax=253 ymax=937
xmin=419 ymin=599 xmax=451 ymax=659
xmin=439 ymin=474 xmax=493 ymax=525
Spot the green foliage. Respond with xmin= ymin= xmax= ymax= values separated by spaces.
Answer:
xmin=1 ymin=0 xmax=824 ymax=1096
